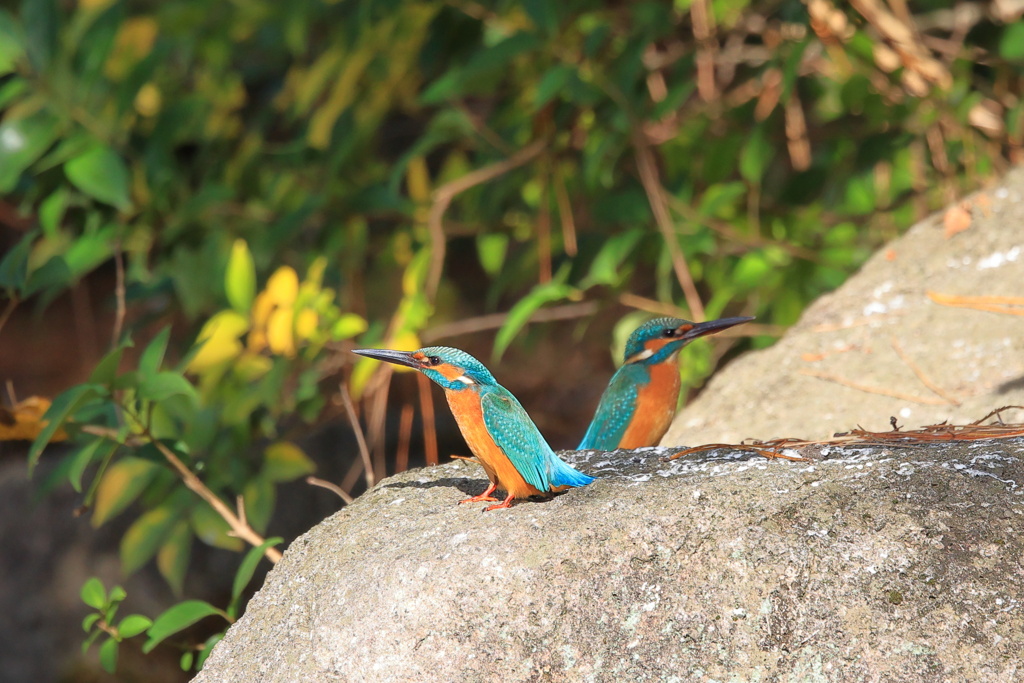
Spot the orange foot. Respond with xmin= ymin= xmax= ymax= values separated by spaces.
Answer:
xmin=484 ymin=493 xmax=515 ymax=512
xmin=459 ymin=482 xmax=499 ymax=505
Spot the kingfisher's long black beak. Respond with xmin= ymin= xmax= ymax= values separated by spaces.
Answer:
xmin=679 ymin=316 xmax=755 ymax=341
xmin=351 ymin=348 xmax=423 ymax=369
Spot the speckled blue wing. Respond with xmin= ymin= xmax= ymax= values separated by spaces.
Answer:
xmin=577 ymin=363 xmax=645 ymax=450
xmin=481 ymin=386 xmax=594 ymax=491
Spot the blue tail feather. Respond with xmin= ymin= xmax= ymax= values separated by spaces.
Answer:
xmin=547 ymin=455 xmax=595 ymax=488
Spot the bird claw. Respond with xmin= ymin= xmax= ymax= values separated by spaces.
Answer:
xmin=459 ymin=494 xmax=499 ymax=504
xmin=483 ymin=494 xmax=515 ymax=512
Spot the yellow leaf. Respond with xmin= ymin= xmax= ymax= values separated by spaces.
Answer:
xmin=249 ymin=290 xmax=275 ymax=351
xmin=104 ymin=17 xmax=158 ymax=80
xmin=266 ymin=266 xmax=299 ymax=307
xmin=406 ymin=156 xmax=431 ymax=202
xmin=267 ymin=307 xmax=295 ymax=357
xmin=0 ymin=396 xmax=68 ymax=442
xmin=308 ymin=47 xmax=375 ymax=149
xmin=402 ymin=249 xmax=432 ymax=297
xmin=263 ymin=441 xmax=316 ymax=482
xmin=92 ymin=457 xmax=160 ymax=527
xmin=384 ymin=330 xmax=421 ymax=374
xmin=295 ymin=309 xmax=318 ymax=340
xmin=134 ymin=83 xmax=162 ymax=117
xmin=305 ymin=256 xmax=328 ymax=289
xmin=188 ymin=311 xmax=249 ymax=373
xmin=235 ymin=352 xmax=273 ymax=381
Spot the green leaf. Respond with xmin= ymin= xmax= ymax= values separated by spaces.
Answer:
xmin=422 ymin=32 xmax=542 ymax=103
xmin=157 ymin=521 xmax=192 ymax=596
xmin=143 ymin=600 xmax=225 ymax=654
xmin=109 ymin=585 xmax=127 ymax=603
xmin=476 ymin=234 xmax=509 ymax=277
xmin=22 ymin=254 xmax=72 ymax=298
xmin=120 ymin=504 xmax=178 ymax=575
xmin=196 ymin=632 xmax=224 ymax=670
xmin=330 ymin=312 xmax=368 ymax=340
xmin=91 ymin=457 xmax=161 ymax=527
xmin=82 ymin=613 xmax=101 ymax=633
xmin=137 ymin=371 xmax=198 ymax=404
xmin=89 ymin=344 xmax=127 ymax=386
xmin=117 ymin=614 xmax=152 ymax=639
xmin=581 ymin=229 xmax=643 ymax=287
xmin=739 ymin=127 xmax=772 ymax=184
xmin=229 ymin=536 xmax=283 ymax=618
xmin=82 ymin=629 xmax=102 ymax=654
xmin=99 ymin=637 xmax=118 ymax=673
xmin=241 ymin=474 xmax=275 ymax=535
xmin=0 ymin=76 xmax=28 ymax=109
xmin=20 ymin=0 xmax=58 ymax=71
xmin=190 ymin=502 xmax=245 ymax=551
xmin=38 ymin=188 xmax=67 ymax=236
xmin=534 ymin=65 xmax=573 ymax=109
xmin=28 ymin=383 xmax=102 ymax=475
xmin=225 ymin=239 xmax=256 ymax=313
xmin=65 ymin=145 xmax=132 ymax=210
xmin=493 ymin=276 xmax=576 ymax=360
xmin=732 ymin=251 xmax=773 ymax=291
xmin=0 ymin=10 xmax=25 ymax=75
xmin=69 ymin=438 xmax=118 ymax=493
xmin=1000 ymin=23 xmax=1024 ymax=61
xmin=262 ymin=441 xmax=315 ymax=483
xmin=0 ymin=231 xmax=34 ymax=292
xmin=140 ymin=327 xmax=172 ymax=375
xmin=180 ymin=651 xmax=195 ymax=671
xmin=0 ymin=110 xmax=61 ymax=193
xmin=81 ymin=577 xmax=107 ymax=610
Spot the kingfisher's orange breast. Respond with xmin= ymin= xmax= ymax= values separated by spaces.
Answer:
xmin=616 ymin=360 xmax=681 ymax=449
xmin=444 ymin=389 xmax=544 ymax=499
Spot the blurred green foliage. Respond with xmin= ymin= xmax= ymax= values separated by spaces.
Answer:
xmin=2 ymin=0 xmax=1023 ymax=674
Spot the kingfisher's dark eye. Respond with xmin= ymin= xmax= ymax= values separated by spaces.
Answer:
xmin=662 ymin=328 xmax=676 ymax=338
xmin=427 ymin=356 xmax=442 ymax=366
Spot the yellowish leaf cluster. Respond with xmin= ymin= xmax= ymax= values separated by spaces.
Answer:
xmin=187 ymin=243 xmax=367 ymax=377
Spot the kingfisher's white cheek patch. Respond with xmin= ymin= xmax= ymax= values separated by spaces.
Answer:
xmin=455 ymin=375 xmax=475 ymax=385
xmin=626 ymin=349 xmax=655 ymax=364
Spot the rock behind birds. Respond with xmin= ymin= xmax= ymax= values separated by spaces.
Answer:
xmin=664 ymin=167 xmax=1024 ymax=446
xmin=195 ymin=441 xmax=1024 ymax=682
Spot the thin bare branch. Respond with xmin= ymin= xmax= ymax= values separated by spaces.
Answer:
xmin=306 ymin=476 xmax=355 ymax=504
xmin=632 ymin=134 xmax=705 ymax=320
xmin=111 ymin=245 xmax=126 ymax=346
xmin=140 ymin=428 xmax=282 ymax=563
xmin=396 ymin=403 xmax=414 ymax=473
xmin=426 ymin=138 xmax=548 ymax=300
xmin=339 ymin=383 xmax=375 ymax=488
xmin=421 ymin=301 xmax=598 ymax=343
xmin=417 ymin=373 xmax=438 ymax=467
xmin=0 ymin=296 xmax=18 ymax=339
xmin=553 ymin=169 xmax=577 ymax=256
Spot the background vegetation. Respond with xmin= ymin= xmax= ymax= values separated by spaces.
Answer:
xmin=1 ymin=0 xmax=1022 ymax=678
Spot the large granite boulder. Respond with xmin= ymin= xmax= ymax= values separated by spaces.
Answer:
xmin=195 ymin=440 xmax=1024 ymax=681
xmin=664 ymin=167 xmax=1024 ymax=445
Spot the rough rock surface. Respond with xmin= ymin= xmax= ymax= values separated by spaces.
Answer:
xmin=196 ymin=440 xmax=1024 ymax=682
xmin=664 ymin=168 xmax=1024 ymax=446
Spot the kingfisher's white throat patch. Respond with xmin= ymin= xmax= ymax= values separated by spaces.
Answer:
xmin=625 ymin=349 xmax=655 ymax=364
xmin=455 ymin=375 xmax=475 ymax=385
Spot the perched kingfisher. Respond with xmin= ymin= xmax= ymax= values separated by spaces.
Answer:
xmin=578 ymin=316 xmax=754 ymax=451
xmin=352 ymin=346 xmax=595 ymax=510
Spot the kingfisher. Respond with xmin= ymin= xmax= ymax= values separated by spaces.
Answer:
xmin=352 ymin=346 xmax=595 ymax=511
xmin=578 ymin=316 xmax=754 ymax=451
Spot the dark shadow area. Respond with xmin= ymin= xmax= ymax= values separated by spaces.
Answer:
xmin=381 ymin=476 xmax=486 ymax=497
xmin=997 ymin=375 xmax=1024 ymax=395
